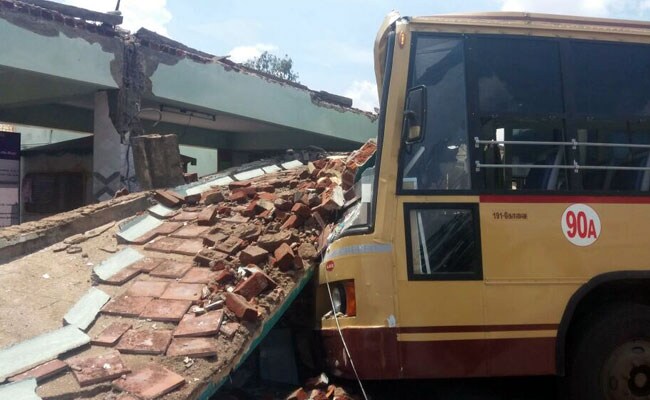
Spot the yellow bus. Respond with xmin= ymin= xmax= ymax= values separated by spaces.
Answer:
xmin=316 ymin=11 xmax=650 ymax=400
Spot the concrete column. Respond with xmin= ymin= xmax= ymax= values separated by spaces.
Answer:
xmin=92 ymin=91 xmax=135 ymax=202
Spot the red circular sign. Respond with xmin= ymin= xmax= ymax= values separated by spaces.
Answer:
xmin=325 ymin=261 xmax=335 ymax=271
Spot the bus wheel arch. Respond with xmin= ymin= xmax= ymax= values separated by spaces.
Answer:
xmin=557 ymin=271 xmax=650 ymax=377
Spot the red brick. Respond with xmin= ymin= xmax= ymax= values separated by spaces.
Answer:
xmin=102 ymin=295 xmax=153 ymax=317
xmin=225 ymin=292 xmax=258 ymax=322
xmin=166 ymin=337 xmax=219 ymax=357
xmin=286 ymin=388 xmax=308 ymax=400
xmin=66 ymin=350 xmax=130 ymax=387
xmin=215 ymin=235 xmax=243 ymax=255
xmin=233 ymin=271 xmax=276 ymax=300
xmin=202 ymin=231 xmax=228 ymax=246
xmin=197 ymin=206 xmax=218 ymax=226
xmin=143 ymin=237 xmax=183 ymax=253
xmin=202 ymin=189 xmax=225 ymax=205
xmin=173 ymin=310 xmax=223 ymax=337
xmin=184 ymin=193 xmax=202 ymax=205
xmin=131 ymin=257 xmax=165 ymax=273
xmin=239 ymin=245 xmax=268 ymax=265
xmin=169 ymin=224 xmax=210 ymax=239
xmin=160 ymin=283 xmax=205 ymax=304
xmin=132 ymin=221 xmax=183 ymax=244
xmin=194 ymin=248 xmax=228 ymax=268
xmin=229 ymin=190 xmax=248 ymax=203
xmin=237 ymin=224 xmax=262 ymax=241
xmin=291 ymin=202 xmax=311 ymax=218
xmin=150 ymin=260 xmax=193 ymax=279
xmin=281 ymin=214 xmax=303 ymax=229
xmin=183 ymin=172 xmax=198 ymax=183
xmin=257 ymin=191 xmax=277 ymax=201
xmin=92 ymin=322 xmax=132 ymax=346
xmin=154 ymin=190 xmax=182 ymax=208
xmin=215 ymin=270 xmax=235 ymax=284
xmin=112 ymin=364 xmax=185 ymax=399
xmin=228 ymin=180 xmax=251 ymax=190
xmin=222 ymin=214 xmax=250 ymax=224
xmin=257 ymin=230 xmax=295 ymax=252
xmin=101 ymin=267 xmax=140 ymax=285
xmin=140 ymin=299 xmax=191 ymax=322
xmin=116 ymin=330 xmax=173 ymax=355
xmin=241 ymin=201 xmax=258 ymax=217
xmin=180 ymin=268 xmax=217 ymax=284
xmin=312 ymin=212 xmax=326 ymax=229
xmin=8 ymin=359 xmax=68 ymax=383
xmin=321 ymin=186 xmax=345 ymax=211
xmin=169 ymin=211 xmax=200 ymax=222
xmin=171 ymin=239 xmax=204 ymax=256
xmin=273 ymin=198 xmax=293 ymax=211
xmin=126 ymin=281 xmax=169 ymax=298
xmin=219 ymin=322 xmax=240 ymax=338
xmin=274 ymin=243 xmax=295 ymax=271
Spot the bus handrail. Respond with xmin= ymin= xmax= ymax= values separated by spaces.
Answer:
xmin=475 ymin=160 xmax=650 ymax=172
xmin=474 ymin=137 xmax=650 ymax=150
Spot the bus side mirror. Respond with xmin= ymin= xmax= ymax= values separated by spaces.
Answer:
xmin=403 ymin=86 xmax=427 ymax=144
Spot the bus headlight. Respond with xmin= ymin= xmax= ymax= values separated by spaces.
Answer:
xmin=328 ymin=281 xmax=356 ymax=317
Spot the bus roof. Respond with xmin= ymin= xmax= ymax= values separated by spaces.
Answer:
xmin=411 ymin=12 xmax=650 ymax=35
xmin=374 ymin=11 xmax=650 ymax=101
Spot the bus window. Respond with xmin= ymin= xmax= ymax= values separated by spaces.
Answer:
xmin=400 ymin=35 xmax=470 ymax=191
xmin=575 ymin=121 xmax=650 ymax=191
xmin=480 ymin=119 xmax=567 ymax=191
xmin=572 ymin=41 xmax=650 ymax=117
xmin=405 ymin=205 xmax=482 ymax=280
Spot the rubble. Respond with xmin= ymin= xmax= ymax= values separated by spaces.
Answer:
xmin=0 ymin=140 xmax=377 ymax=399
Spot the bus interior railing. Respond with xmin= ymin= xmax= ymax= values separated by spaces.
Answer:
xmin=473 ymin=137 xmax=650 ymax=172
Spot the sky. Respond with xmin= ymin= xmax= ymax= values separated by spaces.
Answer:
xmin=60 ymin=0 xmax=650 ymax=112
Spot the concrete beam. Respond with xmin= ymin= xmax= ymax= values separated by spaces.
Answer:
xmin=148 ymin=56 xmax=377 ymax=144
xmin=0 ymin=104 xmax=93 ymax=133
xmin=0 ymin=18 xmax=119 ymax=89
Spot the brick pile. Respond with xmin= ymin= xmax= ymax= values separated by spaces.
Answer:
xmin=285 ymin=373 xmax=357 ymax=400
xmin=2 ymin=141 xmax=376 ymax=400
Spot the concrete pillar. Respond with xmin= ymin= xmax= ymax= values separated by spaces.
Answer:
xmin=92 ymin=91 xmax=135 ymax=202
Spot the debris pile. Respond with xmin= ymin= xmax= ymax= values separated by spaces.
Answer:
xmin=0 ymin=140 xmax=376 ymax=400
xmin=285 ymin=373 xmax=357 ymax=400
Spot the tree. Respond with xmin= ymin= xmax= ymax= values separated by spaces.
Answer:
xmin=243 ymin=51 xmax=299 ymax=83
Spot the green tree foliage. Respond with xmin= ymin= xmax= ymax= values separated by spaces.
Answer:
xmin=243 ymin=51 xmax=299 ymax=83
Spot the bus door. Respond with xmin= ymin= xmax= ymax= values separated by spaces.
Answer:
xmin=392 ymin=33 xmax=487 ymax=378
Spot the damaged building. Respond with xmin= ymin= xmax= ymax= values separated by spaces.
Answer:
xmin=0 ymin=0 xmax=377 ymax=223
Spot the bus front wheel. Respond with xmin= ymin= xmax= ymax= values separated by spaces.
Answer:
xmin=569 ymin=303 xmax=650 ymax=400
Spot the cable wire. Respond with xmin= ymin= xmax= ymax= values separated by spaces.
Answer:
xmin=324 ymin=269 xmax=369 ymax=400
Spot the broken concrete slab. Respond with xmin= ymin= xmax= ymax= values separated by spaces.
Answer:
xmin=8 ymin=360 xmax=68 ymax=383
xmin=63 ymin=287 xmax=111 ymax=331
xmin=112 ymin=364 xmax=185 ymax=399
xmin=66 ymin=350 xmax=130 ymax=387
xmin=0 ymin=325 xmax=90 ymax=382
xmin=91 ymin=322 xmax=132 ymax=347
xmin=166 ymin=337 xmax=218 ymax=358
xmin=262 ymin=165 xmax=282 ymax=174
xmin=169 ymin=224 xmax=210 ymax=239
xmin=140 ymin=299 xmax=191 ymax=322
xmin=282 ymin=160 xmax=304 ymax=170
xmin=116 ymin=330 xmax=173 ymax=355
xmin=0 ymin=378 xmax=40 ymax=400
xmin=234 ymin=168 xmax=265 ymax=181
xmin=116 ymin=215 xmax=163 ymax=244
xmin=173 ymin=310 xmax=223 ymax=337
xmin=93 ymin=247 xmax=144 ymax=282
xmin=148 ymin=203 xmax=178 ymax=219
